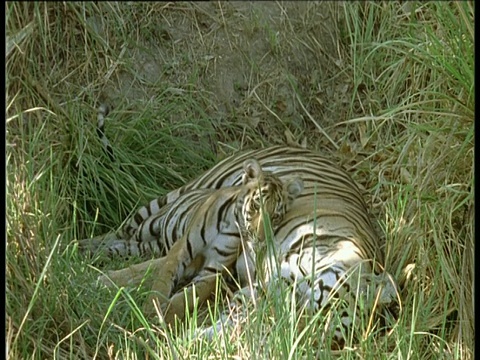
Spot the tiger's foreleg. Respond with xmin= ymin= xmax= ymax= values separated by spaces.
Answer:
xmin=162 ymin=272 xmax=220 ymax=325
xmin=143 ymin=237 xmax=194 ymax=316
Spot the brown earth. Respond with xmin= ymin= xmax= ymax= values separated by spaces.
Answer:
xmin=89 ymin=2 xmax=364 ymax=159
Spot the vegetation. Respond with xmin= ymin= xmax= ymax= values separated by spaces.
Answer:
xmin=7 ymin=2 xmax=473 ymax=359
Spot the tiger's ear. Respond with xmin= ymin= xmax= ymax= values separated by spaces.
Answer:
xmin=242 ymin=159 xmax=263 ymax=183
xmin=286 ymin=177 xmax=304 ymax=200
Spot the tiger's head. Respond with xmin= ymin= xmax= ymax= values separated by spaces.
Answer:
xmin=239 ymin=158 xmax=303 ymax=242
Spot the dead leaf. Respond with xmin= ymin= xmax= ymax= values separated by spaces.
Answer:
xmin=400 ymin=167 xmax=412 ymax=184
xmin=358 ymin=122 xmax=369 ymax=149
xmin=285 ymin=129 xmax=298 ymax=147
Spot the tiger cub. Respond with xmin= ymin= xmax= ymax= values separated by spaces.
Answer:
xmin=98 ymin=158 xmax=303 ymax=324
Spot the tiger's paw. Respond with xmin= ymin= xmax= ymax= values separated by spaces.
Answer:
xmin=142 ymin=293 xmax=173 ymax=321
xmin=162 ymin=299 xmax=187 ymax=326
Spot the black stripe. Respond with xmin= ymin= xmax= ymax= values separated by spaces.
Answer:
xmin=148 ymin=217 xmax=157 ymax=237
xmin=216 ymin=194 xmax=236 ymax=233
xmin=186 ymin=237 xmax=194 ymax=259
xmin=199 ymin=217 xmax=207 ymax=246
xmin=96 ymin=124 xmax=116 ymax=163
xmin=156 ymin=236 xmax=166 ymax=256
xmin=203 ymin=266 xmax=219 ymax=274
xmin=213 ymin=246 xmax=233 ymax=258
xmin=157 ymin=196 xmax=167 ymax=209
xmin=134 ymin=212 xmax=144 ymax=226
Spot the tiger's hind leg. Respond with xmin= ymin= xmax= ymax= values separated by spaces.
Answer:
xmin=97 ymin=256 xmax=169 ymax=288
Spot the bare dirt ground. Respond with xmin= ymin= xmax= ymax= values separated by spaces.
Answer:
xmin=91 ymin=2 xmax=359 ymax=156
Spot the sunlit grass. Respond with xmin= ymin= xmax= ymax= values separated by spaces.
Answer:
xmin=6 ymin=2 xmax=473 ymax=359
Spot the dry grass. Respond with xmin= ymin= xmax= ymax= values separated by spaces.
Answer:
xmin=6 ymin=2 xmax=473 ymax=359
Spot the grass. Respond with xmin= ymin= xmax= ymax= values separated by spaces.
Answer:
xmin=6 ymin=2 xmax=473 ymax=359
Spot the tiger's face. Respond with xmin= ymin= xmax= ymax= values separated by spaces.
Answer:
xmin=240 ymin=160 xmax=303 ymax=242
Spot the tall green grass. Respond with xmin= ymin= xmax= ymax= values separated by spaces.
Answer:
xmin=339 ymin=2 xmax=473 ymax=358
xmin=6 ymin=2 xmax=473 ymax=359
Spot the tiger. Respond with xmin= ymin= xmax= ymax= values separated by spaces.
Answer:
xmin=84 ymin=104 xmax=399 ymax=347
xmin=91 ymin=158 xmax=303 ymax=324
